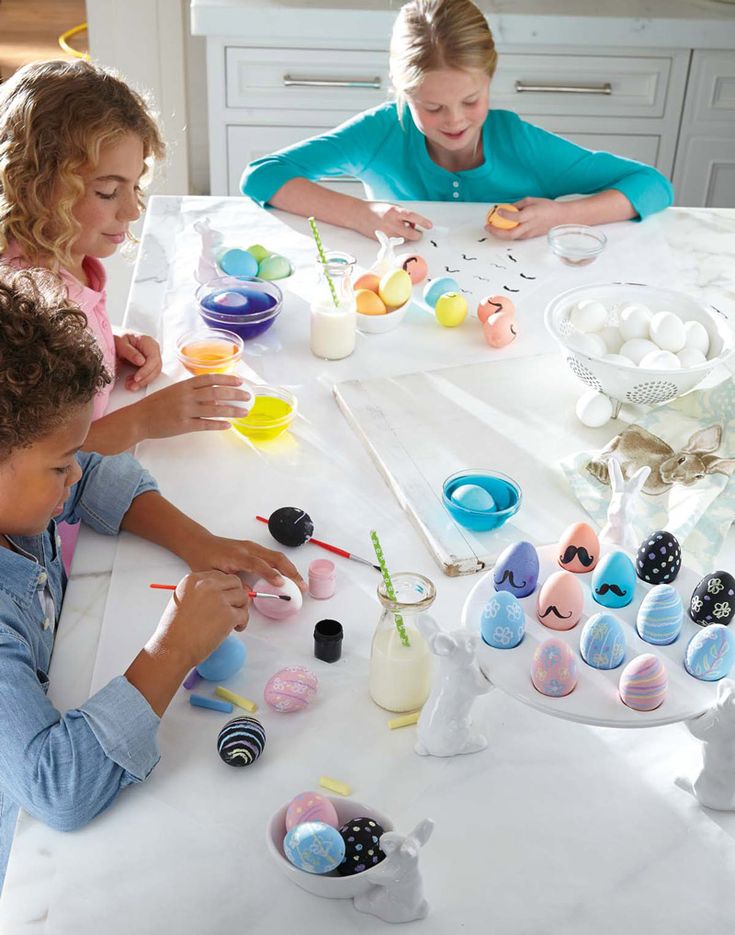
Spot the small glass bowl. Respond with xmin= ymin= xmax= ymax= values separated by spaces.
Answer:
xmin=230 ymin=384 xmax=297 ymax=442
xmin=548 ymin=225 xmax=607 ymax=266
xmin=175 ymin=329 xmax=243 ymax=375
xmin=442 ymin=470 xmax=522 ymax=532
xmin=196 ymin=275 xmax=283 ymax=341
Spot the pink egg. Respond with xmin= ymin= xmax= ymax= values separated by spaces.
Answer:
xmin=619 ymin=654 xmax=667 ymax=711
xmin=557 ymin=522 xmax=600 ymax=573
xmin=264 ymin=665 xmax=319 ymax=713
xmin=531 ymin=638 xmax=577 ymax=697
xmin=536 ymin=571 xmax=584 ymax=630
xmin=477 ymin=295 xmax=516 ymax=324
xmin=252 ymin=577 xmax=303 ymax=620
xmin=398 ymin=253 xmax=428 ymax=285
xmin=483 ymin=311 xmax=518 ymax=348
xmin=286 ymin=791 xmax=339 ymax=831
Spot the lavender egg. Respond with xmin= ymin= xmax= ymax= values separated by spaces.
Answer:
xmin=493 ymin=541 xmax=539 ymax=598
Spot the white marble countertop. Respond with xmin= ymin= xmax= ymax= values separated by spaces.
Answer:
xmin=1 ymin=199 xmax=735 ymax=933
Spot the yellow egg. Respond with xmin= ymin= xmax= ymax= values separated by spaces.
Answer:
xmin=486 ymin=203 xmax=520 ymax=230
xmin=378 ymin=269 xmax=412 ymax=308
xmin=435 ymin=292 xmax=468 ymax=327
xmin=355 ymin=288 xmax=387 ymax=316
xmin=354 ymin=272 xmax=381 ymax=293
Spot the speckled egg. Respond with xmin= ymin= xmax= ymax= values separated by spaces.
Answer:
xmin=477 ymin=295 xmax=515 ymax=324
xmin=338 ymin=817 xmax=386 ymax=875
xmin=619 ymin=654 xmax=667 ymax=711
xmin=422 ymin=277 xmax=459 ymax=308
xmin=557 ymin=521 xmax=600 ymax=573
xmin=480 ymin=590 xmax=525 ymax=648
xmin=536 ymin=571 xmax=584 ymax=630
xmin=591 ymin=550 xmax=636 ymax=609
xmin=284 ymin=821 xmax=346 ymax=875
xmin=688 ymin=570 xmax=735 ymax=627
xmin=196 ymin=634 xmax=246 ymax=681
xmin=636 ymin=584 xmax=683 ymax=645
xmin=636 ymin=530 xmax=681 ymax=584
xmin=531 ymin=637 xmax=577 ymax=697
xmin=684 ymin=625 xmax=735 ymax=681
xmin=217 ymin=716 xmax=266 ymax=767
xmin=378 ymin=269 xmax=412 ymax=308
xmin=398 ymin=253 xmax=428 ymax=285
xmin=286 ymin=791 xmax=339 ymax=831
xmin=264 ymin=666 xmax=319 ymax=712
xmin=579 ymin=612 xmax=626 ymax=669
xmin=482 ymin=312 xmax=518 ymax=348
xmin=493 ymin=541 xmax=540 ymax=598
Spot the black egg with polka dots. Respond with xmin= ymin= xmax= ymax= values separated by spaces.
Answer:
xmin=337 ymin=817 xmax=386 ymax=876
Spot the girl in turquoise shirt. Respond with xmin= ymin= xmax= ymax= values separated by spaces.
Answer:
xmin=241 ymin=0 xmax=673 ymax=243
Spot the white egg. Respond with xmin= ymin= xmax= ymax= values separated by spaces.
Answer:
xmin=570 ymin=332 xmax=607 ymax=357
xmin=619 ymin=304 xmax=652 ymax=341
xmin=570 ymin=300 xmax=608 ymax=334
xmin=620 ymin=337 xmax=658 ymax=365
xmin=639 ymin=350 xmax=682 ymax=370
xmin=677 ymin=347 xmax=708 ymax=368
xmin=602 ymin=353 xmax=634 ymax=366
xmin=683 ymin=320 xmax=710 ymax=357
xmin=649 ymin=311 xmax=686 ymax=353
xmin=576 ymin=390 xmax=613 ymax=428
xmin=599 ymin=325 xmax=623 ymax=353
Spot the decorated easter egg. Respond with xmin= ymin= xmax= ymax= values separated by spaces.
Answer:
xmin=258 ymin=254 xmax=292 ymax=280
xmin=435 ymin=292 xmax=468 ymax=327
xmin=398 ymin=253 xmax=428 ymax=285
xmin=480 ymin=590 xmax=525 ymax=649
xmin=196 ymin=634 xmax=246 ymax=681
xmin=580 ymin=612 xmax=626 ymax=669
xmin=557 ymin=521 xmax=600 ymax=573
xmin=575 ymin=390 xmax=613 ymax=428
xmin=354 ymin=272 xmax=381 ymax=293
xmin=591 ymin=550 xmax=636 ymax=608
xmin=536 ymin=571 xmax=584 ymax=630
xmin=422 ymin=277 xmax=459 ymax=308
xmin=684 ymin=625 xmax=735 ymax=681
xmin=683 ymin=320 xmax=710 ymax=357
xmin=355 ymin=288 xmax=387 ymax=316
xmin=268 ymin=506 xmax=314 ymax=546
xmin=486 ymin=203 xmax=520 ymax=230
xmin=252 ymin=576 xmax=303 ymax=620
xmin=619 ymin=304 xmax=652 ymax=341
xmin=636 ymin=584 xmax=683 ymax=645
xmin=649 ymin=311 xmax=686 ymax=353
xmin=636 ymin=530 xmax=681 ymax=584
xmin=378 ymin=269 xmax=412 ymax=308
xmin=284 ymin=821 xmax=346 ymax=875
xmin=217 ymin=716 xmax=266 ymax=767
xmin=338 ymin=817 xmax=386 ymax=875
xmin=477 ymin=295 xmax=515 ymax=324
xmin=483 ymin=312 xmax=517 ymax=348
xmin=689 ymin=570 xmax=735 ymax=626
xmin=493 ymin=541 xmax=539 ymax=598
xmin=218 ymin=247 xmax=258 ymax=278
xmin=531 ymin=638 xmax=577 ymax=697
xmin=570 ymin=300 xmax=607 ymax=334
xmin=452 ymin=484 xmax=495 ymax=512
xmin=619 ymin=654 xmax=667 ymax=711
xmin=286 ymin=791 xmax=339 ymax=831
xmin=246 ymin=244 xmax=270 ymax=263
xmin=264 ymin=665 xmax=319 ymax=712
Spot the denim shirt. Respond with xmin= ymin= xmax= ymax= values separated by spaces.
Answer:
xmin=0 ymin=451 xmax=161 ymax=892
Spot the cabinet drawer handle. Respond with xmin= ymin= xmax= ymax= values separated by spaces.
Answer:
xmin=283 ymin=74 xmax=382 ymax=89
xmin=515 ymin=80 xmax=612 ymax=95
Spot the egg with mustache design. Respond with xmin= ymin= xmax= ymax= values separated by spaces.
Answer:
xmin=557 ymin=522 xmax=600 ymax=573
xmin=492 ymin=541 xmax=539 ymax=598
xmin=536 ymin=571 xmax=584 ymax=630
xmin=591 ymin=550 xmax=636 ymax=609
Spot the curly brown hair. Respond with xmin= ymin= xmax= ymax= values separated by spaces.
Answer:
xmin=0 ymin=267 xmax=110 ymax=459
xmin=0 ymin=59 xmax=165 ymax=269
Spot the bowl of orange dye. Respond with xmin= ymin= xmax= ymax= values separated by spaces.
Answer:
xmin=175 ymin=329 xmax=244 ymax=375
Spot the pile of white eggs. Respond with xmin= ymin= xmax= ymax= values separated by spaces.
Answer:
xmin=567 ymin=299 xmax=711 ymax=370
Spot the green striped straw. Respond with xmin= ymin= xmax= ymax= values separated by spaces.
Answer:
xmin=308 ymin=216 xmax=339 ymax=309
xmin=370 ymin=530 xmax=410 ymax=648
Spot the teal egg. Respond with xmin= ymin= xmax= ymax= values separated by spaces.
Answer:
xmin=284 ymin=821 xmax=346 ymax=874
xmin=481 ymin=590 xmax=525 ymax=648
xmin=452 ymin=484 xmax=495 ymax=512
xmin=591 ymin=550 xmax=636 ymax=608
xmin=422 ymin=276 xmax=460 ymax=308
xmin=684 ymin=625 xmax=735 ymax=681
xmin=258 ymin=254 xmax=292 ymax=280
xmin=217 ymin=248 xmax=259 ymax=278
xmin=580 ymin=612 xmax=626 ymax=669
xmin=636 ymin=584 xmax=683 ymax=645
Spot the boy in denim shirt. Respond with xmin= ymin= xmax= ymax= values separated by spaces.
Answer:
xmin=0 ymin=269 xmax=304 ymax=891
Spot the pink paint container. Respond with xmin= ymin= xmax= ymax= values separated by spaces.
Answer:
xmin=308 ymin=559 xmax=336 ymax=600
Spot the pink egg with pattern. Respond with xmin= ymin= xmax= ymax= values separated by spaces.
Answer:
xmin=531 ymin=637 xmax=577 ymax=697
xmin=285 ymin=791 xmax=339 ymax=831
xmin=618 ymin=654 xmax=667 ymax=711
xmin=264 ymin=665 xmax=319 ymax=713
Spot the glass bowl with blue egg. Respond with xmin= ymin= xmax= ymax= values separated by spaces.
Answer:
xmin=196 ymin=275 xmax=282 ymax=340
xmin=442 ymin=470 xmax=522 ymax=532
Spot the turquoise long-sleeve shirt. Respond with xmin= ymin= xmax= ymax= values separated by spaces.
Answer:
xmin=241 ymin=102 xmax=673 ymax=220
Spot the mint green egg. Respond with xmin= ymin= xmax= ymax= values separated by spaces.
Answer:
xmin=258 ymin=254 xmax=292 ymax=281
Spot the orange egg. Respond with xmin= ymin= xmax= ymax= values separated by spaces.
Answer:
xmin=355 ymin=288 xmax=387 ymax=316
xmin=557 ymin=522 xmax=600 ymax=573
xmin=536 ymin=571 xmax=584 ymax=630
xmin=482 ymin=312 xmax=517 ymax=348
xmin=477 ymin=295 xmax=516 ymax=324
xmin=354 ymin=273 xmax=381 ymax=293
xmin=486 ymin=203 xmax=520 ymax=230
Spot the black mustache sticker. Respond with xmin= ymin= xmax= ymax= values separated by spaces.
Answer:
xmin=560 ymin=545 xmax=595 ymax=568
xmin=539 ymin=605 xmax=573 ymax=619
xmin=493 ymin=568 xmax=526 ymax=590
xmin=595 ymin=583 xmax=627 ymax=597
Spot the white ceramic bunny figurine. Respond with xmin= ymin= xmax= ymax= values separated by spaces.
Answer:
xmin=371 ymin=230 xmax=405 ymax=276
xmin=681 ymin=679 xmax=735 ymax=810
xmin=194 ymin=218 xmax=224 ymax=284
xmin=415 ymin=619 xmax=492 ymax=758
xmin=353 ymin=819 xmax=434 ymax=923
xmin=598 ymin=456 xmax=650 ymax=554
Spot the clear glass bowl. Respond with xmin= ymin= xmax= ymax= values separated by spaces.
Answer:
xmin=175 ymin=328 xmax=243 ymax=375
xmin=548 ymin=225 xmax=607 ymax=266
xmin=196 ymin=275 xmax=283 ymax=340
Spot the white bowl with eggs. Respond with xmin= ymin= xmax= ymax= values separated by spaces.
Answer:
xmin=356 ymin=299 xmax=410 ymax=334
xmin=545 ymin=282 xmax=735 ymax=406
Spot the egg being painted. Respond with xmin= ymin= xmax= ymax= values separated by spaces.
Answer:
xmin=536 ymin=571 xmax=584 ymax=630
xmin=684 ymin=625 xmax=735 ymax=681
xmin=580 ymin=612 xmax=626 ymax=669
xmin=493 ymin=541 xmax=539 ymax=598
xmin=636 ymin=530 xmax=681 ymax=585
xmin=531 ymin=637 xmax=577 ymax=697
xmin=480 ymin=590 xmax=525 ymax=648
xmin=619 ymin=654 xmax=667 ymax=711
xmin=284 ymin=821 xmax=346 ymax=875
xmin=557 ymin=521 xmax=600 ymax=573
xmin=688 ymin=570 xmax=735 ymax=627
xmin=398 ymin=253 xmax=428 ymax=285
xmin=636 ymin=584 xmax=683 ymax=645
xmin=591 ymin=550 xmax=636 ymax=608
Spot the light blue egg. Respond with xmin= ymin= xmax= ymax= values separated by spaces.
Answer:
xmin=452 ymin=484 xmax=496 ymax=512
xmin=217 ymin=247 xmax=259 ymax=278
xmin=636 ymin=584 xmax=683 ymax=645
xmin=591 ymin=550 xmax=636 ymax=608
xmin=493 ymin=541 xmax=539 ymax=598
xmin=284 ymin=821 xmax=346 ymax=874
xmin=684 ymin=625 xmax=735 ymax=682
xmin=422 ymin=276 xmax=460 ymax=308
xmin=580 ymin=612 xmax=626 ymax=669
xmin=196 ymin=635 xmax=246 ymax=681
xmin=481 ymin=590 xmax=525 ymax=648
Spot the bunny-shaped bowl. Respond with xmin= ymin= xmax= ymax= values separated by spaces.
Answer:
xmin=266 ymin=796 xmax=394 ymax=898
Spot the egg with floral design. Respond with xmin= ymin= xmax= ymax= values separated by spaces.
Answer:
xmin=531 ymin=637 xmax=577 ymax=697
xmin=636 ymin=530 xmax=681 ymax=584
xmin=688 ymin=570 xmax=735 ymax=627
xmin=493 ymin=541 xmax=539 ymax=598
xmin=684 ymin=625 xmax=735 ymax=681
xmin=619 ymin=654 xmax=667 ymax=711
xmin=580 ymin=612 xmax=626 ymax=669
xmin=480 ymin=590 xmax=525 ymax=648
xmin=591 ymin=550 xmax=636 ymax=609
xmin=557 ymin=521 xmax=600 ymax=573
xmin=636 ymin=584 xmax=683 ymax=645
xmin=284 ymin=821 xmax=345 ymax=874
xmin=536 ymin=571 xmax=584 ymax=630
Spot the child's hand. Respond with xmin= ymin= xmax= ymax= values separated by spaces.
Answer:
xmin=184 ymin=534 xmax=307 ymax=592
xmin=357 ymin=202 xmax=433 ymax=242
xmin=114 ymin=332 xmax=163 ymax=390
xmin=485 ymin=197 xmax=568 ymax=240
xmin=138 ymin=374 xmax=252 ymax=437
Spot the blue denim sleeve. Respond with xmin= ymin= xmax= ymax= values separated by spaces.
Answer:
xmin=60 ymin=451 xmax=158 ymax=533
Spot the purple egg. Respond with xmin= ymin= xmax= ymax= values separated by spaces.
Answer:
xmin=493 ymin=541 xmax=539 ymax=598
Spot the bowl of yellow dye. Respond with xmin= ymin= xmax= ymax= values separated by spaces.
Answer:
xmin=230 ymin=385 xmax=297 ymax=442
xmin=176 ymin=329 xmax=244 ymax=375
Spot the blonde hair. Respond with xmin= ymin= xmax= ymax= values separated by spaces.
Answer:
xmin=390 ymin=0 xmax=498 ymax=110
xmin=0 ymin=59 xmax=165 ymax=269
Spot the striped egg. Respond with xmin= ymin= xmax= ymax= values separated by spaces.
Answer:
xmin=217 ymin=716 xmax=266 ymax=767
xmin=684 ymin=625 xmax=735 ymax=681
xmin=636 ymin=584 xmax=683 ymax=645
xmin=264 ymin=665 xmax=319 ymax=713
xmin=286 ymin=791 xmax=339 ymax=831
xmin=619 ymin=654 xmax=668 ymax=711
xmin=580 ymin=612 xmax=626 ymax=669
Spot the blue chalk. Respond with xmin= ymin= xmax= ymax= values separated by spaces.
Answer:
xmin=190 ymin=694 xmax=233 ymax=713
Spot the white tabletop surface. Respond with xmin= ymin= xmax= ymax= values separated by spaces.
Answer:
xmin=2 ymin=199 xmax=735 ymax=933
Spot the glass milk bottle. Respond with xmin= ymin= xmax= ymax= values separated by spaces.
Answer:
xmin=310 ymin=251 xmax=357 ymax=360
xmin=369 ymin=573 xmax=435 ymax=712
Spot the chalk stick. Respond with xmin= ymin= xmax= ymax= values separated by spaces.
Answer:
xmin=319 ymin=775 xmax=351 ymax=797
xmin=183 ymin=669 xmax=200 ymax=690
xmin=388 ymin=711 xmax=419 ymax=730
xmin=189 ymin=694 xmax=233 ymax=713
xmin=215 ymin=687 xmax=257 ymax=712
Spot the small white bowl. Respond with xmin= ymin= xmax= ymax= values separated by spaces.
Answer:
xmin=266 ymin=796 xmax=393 ymax=898
xmin=356 ymin=299 xmax=410 ymax=334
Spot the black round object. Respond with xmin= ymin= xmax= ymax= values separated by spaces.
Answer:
xmin=314 ymin=619 xmax=343 ymax=663
xmin=337 ymin=817 xmax=386 ymax=876
xmin=635 ymin=530 xmax=681 ymax=585
xmin=216 ymin=716 xmax=266 ymax=767
xmin=267 ymin=507 xmax=314 ymax=547
xmin=689 ymin=570 xmax=735 ymax=627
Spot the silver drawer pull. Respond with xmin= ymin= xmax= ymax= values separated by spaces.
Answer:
xmin=283 ymin=74 xmax=382 ymax=89
xmin=515 ymin=80 xmax=612 ymax=95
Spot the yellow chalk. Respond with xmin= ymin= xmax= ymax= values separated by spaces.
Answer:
xmin=215 ymin=687 xmax=257 ymax=713
xmin=319 ymin=775 xmax=352 ymax=797
xmin=388 ymin=711 xmax=419 ymax=730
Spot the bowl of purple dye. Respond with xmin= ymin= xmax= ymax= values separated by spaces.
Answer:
xmin=196 ymin=275 xmax=283 ymax=340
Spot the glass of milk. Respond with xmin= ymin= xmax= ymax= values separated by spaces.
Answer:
xmin=310 ymin=251 xmax=357 ymax=360
xmin=369 ymin=573 xmax=436 ymax=712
